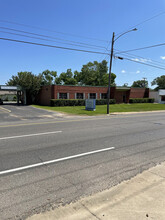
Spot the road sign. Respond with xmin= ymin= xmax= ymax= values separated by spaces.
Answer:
xmin=85 ymin=99 xmax=96 ymax=111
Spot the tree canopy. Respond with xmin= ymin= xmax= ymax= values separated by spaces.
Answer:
xmin=55 ymin=69 xmax=77 ymax=85
xmin=74 ymin=60 xmax=116 ymax=86
xmin=131 ymin=79 xmax=148 ymax=88
xmin=7 ymin=72 xmax=42 ymax=104
xmin=55 ymin=60 xmax=116 ymax=86
xmin=151 ymin=75 xmax=165 ymax=90
xmin=6 ymin=60 xmax=117 ymax=104
xmin=41 ymin=70 xmax=57 ymax=85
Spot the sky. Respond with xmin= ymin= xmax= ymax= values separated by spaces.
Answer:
xmin=0 ymin=0 xmax=165 ymax=87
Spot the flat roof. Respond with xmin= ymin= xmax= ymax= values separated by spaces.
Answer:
xmin=0 ymin=85 xmax=22 ymax=91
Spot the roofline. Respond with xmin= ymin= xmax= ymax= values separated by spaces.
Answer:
xmin=0 ymin=85 xmax=22 ymax=91
xmin=53 ymin=84 xmax=110 ymax=88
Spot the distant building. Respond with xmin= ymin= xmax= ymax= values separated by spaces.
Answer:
xmin=150 ymin=89 xmax=165 ymax=104
xmin=37 ymin=85 xmax=149 ymax=106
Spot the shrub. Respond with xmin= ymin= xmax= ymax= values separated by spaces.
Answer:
xmin=13 ymin=96 xmax=17 ymax=101
xmin=96 ymin=99 xmax=116 ymax=105
xmin=4 ymin=96 xmax=8 ymax=101
xmin=129 ymin=98 xmax=154 ymax=103
xmin=50 ymin=99 xmax=116 ymax=106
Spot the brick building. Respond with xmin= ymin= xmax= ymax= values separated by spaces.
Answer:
xmin=37 ymin=85 xmax=149 ymax=106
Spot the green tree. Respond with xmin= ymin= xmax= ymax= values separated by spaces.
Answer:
xmin=41 ymin=70 xmax=57 ymax=85
xmin=122 ymin=83 xmax=128 ymax=87
xmin=74 ymin=60 xmax=116 ymax=86
xmin=7 ymin=72 xmax=42 ymax=104
xmin=131 ymin=79 xmax=148 ymax=88
xmin=151 ymin=75 xmax=165 ymax=90
xmin=55 ymin=69 xmax=77 ymax=85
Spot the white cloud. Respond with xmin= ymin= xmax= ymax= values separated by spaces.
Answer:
xmin=160 ymin=56 xmax=165 ymax=60
xmin=121 ymin=70 xmax=126 ymax=73
xmin=132 ymin=58 xmax=140 ymax=62
xmin=136 ymin=70 xmax=140 ymax=74
xmin=140 ymin=58 xmax=148 ymax=63
xmin=131 ymin=58 xmax=148 ymax=63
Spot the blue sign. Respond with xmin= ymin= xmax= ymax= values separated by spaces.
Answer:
xmin=85 ymin=99 xmax=96 ymax=111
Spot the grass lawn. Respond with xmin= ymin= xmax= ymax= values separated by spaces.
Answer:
xmin=32 ymin=103 xmax=165 ymax=116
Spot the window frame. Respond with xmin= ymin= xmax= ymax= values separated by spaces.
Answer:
xmin=76 ymin=93 xmax=84 ymax=99
xmin=101 ymin=93 xmax=107 ymax=99
xmin=59 ymin=93 xmax=67 ymax=99
xmin=89 ymin=93 xmax=96 ymax=99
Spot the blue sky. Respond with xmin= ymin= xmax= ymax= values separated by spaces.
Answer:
xmin=0 ymin=0 xmax=165 ymax=87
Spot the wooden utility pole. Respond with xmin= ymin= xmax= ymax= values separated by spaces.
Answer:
xmin=107 ymin=32 xmax=115 ymax=114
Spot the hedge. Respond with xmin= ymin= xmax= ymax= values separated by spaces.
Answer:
xmin=96 ymin=99 xmax=116 ymax=105
xmin=50 ymin=99 xmax=116 ymax=107
xmin=129 ymin=98 xmax=154 ymax=103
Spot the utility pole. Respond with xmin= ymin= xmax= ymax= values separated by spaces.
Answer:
xmin=106 ymin=28 xmax=137 ymax=114
xmin=107 ymin=32 xmax=115 ymax=114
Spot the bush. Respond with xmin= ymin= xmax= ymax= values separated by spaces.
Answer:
xmin=129 ymin=98 xmax=154 ymax=103
xmin=50 ymin=99 xmax=84 ymax=107
xmin=13 ymin=96 xmax=17 ymax=101
xmin=96 ymin=99 xmax=116 ymax=105
xmin=50 ymin=99 xmax=116 ymax=107
xmin=4 ymin=96 xmax=8 ymax=101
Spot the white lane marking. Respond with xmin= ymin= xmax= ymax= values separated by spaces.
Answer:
xmin=0 ymin=147 xmax=115 ymax=175
xmin=0 ymin=131 xmax=62 ymax=140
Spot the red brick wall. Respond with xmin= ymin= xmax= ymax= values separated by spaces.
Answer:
xmin=130 ymin=88 xmax=149 ymax=98
xmin=114 ymin=90 xmax=130 ymax=103
xmin=37 ymin=85 xmax=149 ymax=105
xmin=37 ymin=85 xmax=53 ymax=105
xmin=52 ymin=85 xmax=114 ymax=99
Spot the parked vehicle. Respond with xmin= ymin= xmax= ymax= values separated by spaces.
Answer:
xmin=0 ymin=98 xmax=3 ymax=105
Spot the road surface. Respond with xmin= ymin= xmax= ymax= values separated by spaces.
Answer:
xmin=0 ymin=105 xmax=165 ymax=219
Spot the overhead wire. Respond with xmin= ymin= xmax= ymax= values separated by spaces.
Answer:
xmin=115 ymin=42 xmax=165 ymax=54
xmin=114 ymin=49 xmax=165 ymax=68
xmin=0 ymin=37 xmax=110 ymax=55
xmin=115 ymin=11 xmax=165 ymax=37
xmin=115 ymin=56 xmax=165 ymax=71
xmin=0 ymin=19 xmax=109 ymax=43
xmin=0 ymin=26 xmax=108 ymax=50
xmin=0 ymin=30 xmax=108 ymax=51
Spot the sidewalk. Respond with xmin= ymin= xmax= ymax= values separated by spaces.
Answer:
xmin=27 ymin=162 xmax=165 ymax=220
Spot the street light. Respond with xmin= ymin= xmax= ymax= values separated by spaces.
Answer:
xmin=107 ymin=28 xmax=137 ymax=114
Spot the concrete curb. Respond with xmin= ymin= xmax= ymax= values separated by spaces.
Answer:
xmin=27 ymin=162 xmax=165 ymax=220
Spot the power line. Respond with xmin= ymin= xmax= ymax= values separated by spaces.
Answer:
xmin=115 ymin=11 xmax=165 ymax=37
xmin=0 ymin=26 xmax=107 ymax=50
xmin=116 ymin=56 xmax=165 ymax=71
xmin=114 ymin=49 xmax=165 ymax=68
xmin=0 ymin=30 xmax=107 ymax=51
xmin=99 ymin=41 xmax=112 ymax=61
xmin=0 ymin=20 xmax=109 ymax=43
xmin=129 ymin=11 xmax=165 ymax=30
xmin=115 ymin=42 xmax=165 ymax=54
xmin=0 ymin=37 xmax=110 ymax=55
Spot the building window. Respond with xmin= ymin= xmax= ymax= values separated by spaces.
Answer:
xmin=161 ymin=96 xmax=165 ymax=101
xmin=101 ymin=93 xmax=107 ymax=99
xmin=90 ymin=93 xmax=96 ymax=99
xmin=59 ymin=93 xmax=67 ymax=99
xmin=76 ymin=93 xmax=83 ymax=99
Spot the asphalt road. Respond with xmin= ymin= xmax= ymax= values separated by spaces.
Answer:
xmin=1 ymin=105 xmax=165 ymax=219
xmin=0 ymin=104 xmax=60 ymax=123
